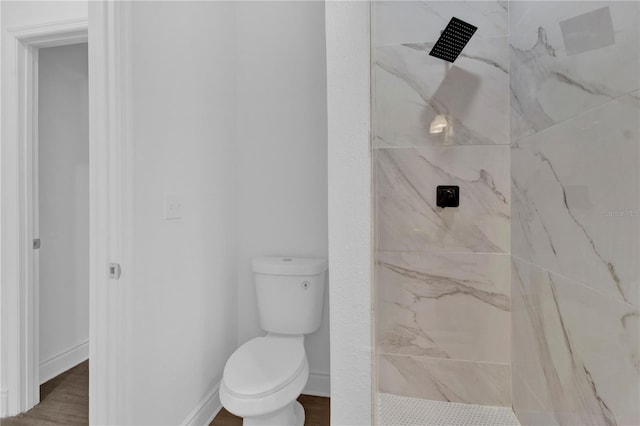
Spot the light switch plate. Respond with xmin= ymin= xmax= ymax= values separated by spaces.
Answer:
xmin=164 ymin=193 xmax=183 ymax=220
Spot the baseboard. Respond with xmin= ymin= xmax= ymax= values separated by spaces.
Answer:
xmin=181 ymin=381 xmax=222 ymax=426
xmin=39 ymin=340 xmax=89 ymax=384
xmin=303 ymin=371 xmax=330 ymax=397
xmin=1 ymin=388 xmax=8 ymax=417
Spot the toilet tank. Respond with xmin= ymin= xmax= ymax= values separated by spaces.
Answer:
xmin=252 ymin=257 xmax=328 ymax=335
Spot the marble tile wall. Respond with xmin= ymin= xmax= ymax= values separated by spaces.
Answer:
xmin=510 ymin=2 xmax=640 ymax=425
xmin=374 ymin=1 xmax=509 ymax=147
xmin=373 ymin=1 xmax=512 ymax=407
xmin=510 ymin=1 xmax=639 ymax=142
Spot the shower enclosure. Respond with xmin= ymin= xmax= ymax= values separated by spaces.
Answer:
xmin=371 ymin=1 xmax=640 ymax=425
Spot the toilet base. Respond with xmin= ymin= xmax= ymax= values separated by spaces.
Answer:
xmin=243 ymin=401 xmax=304 ymax=426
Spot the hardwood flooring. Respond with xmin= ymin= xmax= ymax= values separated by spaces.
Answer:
xmin=210 ymin=395 xmax=330 ymax=426
xmin=1 ymin=361 xmax=89 ymax=426
xmin=1 ymin=361 xmax=330 ymax=426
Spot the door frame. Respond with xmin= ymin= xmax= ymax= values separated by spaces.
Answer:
xmin=1 ymin=3 xmax=131 ymax=423
xmin=13 ymin=18 xmax=89 ymax=413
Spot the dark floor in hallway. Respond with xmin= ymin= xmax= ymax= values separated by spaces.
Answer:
xmin=210 ymin=395 xmax=330 ymax=426
xmin=1 ymin=362 xmax=329 ymax=426
xmin=1 ymin=361 xmax=89 ymax=425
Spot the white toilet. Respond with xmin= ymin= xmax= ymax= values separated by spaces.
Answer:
xmin=220 ymin=256 xmax=328 ymax=426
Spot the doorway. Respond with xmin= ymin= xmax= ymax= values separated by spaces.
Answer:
xmin=36 ymin=41 xmax=89 ymax=409
xmin=2 ymin=7 xmax=129 ymax=423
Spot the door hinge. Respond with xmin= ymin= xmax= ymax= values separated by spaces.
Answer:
xmin=108 ymin=263 xmax=121 ymax=280
xmin=33 ymin=239 xmax=41 ymax=249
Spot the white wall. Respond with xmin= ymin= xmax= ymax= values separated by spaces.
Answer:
xmin=0 ymin=3 xmax=4 ymax=418
xmin=122 ymin=2 xmax=238 ymax=424
xmin=38 ymin=42 xmax=89 ymax=383
xmin=0 ymin=1 xmax=86 ymax=29
xmin=235 ymin=1 xmax=330 ymax=394
xmin=1 ymin=1 xmax=88 ymax=416
xmin=325 ymin=2 xmax=373 ymax=424
xmin=125 ymin=2 xmax=330 ymax=420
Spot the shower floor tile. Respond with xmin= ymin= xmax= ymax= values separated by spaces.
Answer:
xmin=377 ymin=393 xmax=520 ymax=426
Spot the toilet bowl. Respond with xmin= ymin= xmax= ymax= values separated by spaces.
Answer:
xmin=219 ymin=335 xmax=308 ymax=426
xmin=219 ymin=256 xmax=327 ymax=425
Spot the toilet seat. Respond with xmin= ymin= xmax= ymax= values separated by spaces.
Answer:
xmin=223 ymin=336 xmax=306 ymax=398
xmin=220 ymin=336 xmax=309 ymax=419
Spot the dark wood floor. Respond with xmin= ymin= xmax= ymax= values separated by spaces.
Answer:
xmin=1 ymin=361 xmax=329 ymax=426
xmin=1 ymin=361 xmax=89 ymax=425
xmin=210 ymin=394 xmax=330 ymax=426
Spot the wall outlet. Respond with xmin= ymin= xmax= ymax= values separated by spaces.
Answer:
xmin=164 ymin=193 xmax=183 ymax=220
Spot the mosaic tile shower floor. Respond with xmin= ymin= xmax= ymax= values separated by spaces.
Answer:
xmin=377 ymin=393 xmax=520 ymax=426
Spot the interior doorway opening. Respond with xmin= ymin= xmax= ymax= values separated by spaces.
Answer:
xmin=3 ymin=6 xmax=128 ymax=422
xmin=0 ymin=19 xmax=92 ymax=419
xmin=34 ymin=41 xmax=89 ymax=420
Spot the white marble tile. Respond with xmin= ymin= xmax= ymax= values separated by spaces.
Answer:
xmin=374 ymin=35 xmax=509 ymax=147
xmin=511 ymin=94 xmax=640 ymax=307
xmin=374 ymin=1 xmax=508 ymax=47
xmin=512 ymin=372 xmax=558 ymax=426
xmin=378 ymin=354 xmax=511 ymax=406
xmin=510 ymin=259 xmax=548 ymax=406
xmin=376 ymin=251 xmax=510 ymax=363
xmin=512 ymin=257 xmax=640 ymax=426
xmin=375 ymin=145 xmax=510 ymax=253
xmin=510 ymin=1 xmax=640 ymax=141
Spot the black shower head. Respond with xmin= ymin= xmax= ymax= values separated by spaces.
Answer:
xmin=429 ymin=17 xmax=478 ymax=63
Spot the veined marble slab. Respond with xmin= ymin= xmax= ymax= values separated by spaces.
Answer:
xmin=512 ymin=257 xmax=640 ymax=426
xmin=510 ymin=1 xmax=640 ymax=141
xmin=374 ymin=35 xmax=509 ymax=147
xmin=512 ymin=372 xmax=559 ymax=426
xmin=375 ymin=145 xmax=510 ymax=253
xmin=378 ymin=353 xmax=511 ymax=407
xmin=376 ymin=251 xmax=510 ymax=363
xmin=374 ymin=1 xmax=507 ymax=47
xmin=511 ymin=94 xmax=639 ymax=307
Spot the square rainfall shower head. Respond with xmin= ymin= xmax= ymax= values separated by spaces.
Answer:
xmin=429 ymin=17 xmax=477 ymax=63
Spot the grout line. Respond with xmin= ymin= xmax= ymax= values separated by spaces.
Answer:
xmin=374 ymin=249 xmax=511 ymax=256
xmin=511 ymin=91 xmax=640 ymax=145
xmin=373 ymin=143 xmax=512 ymax=149
xmin=374 ymin=35 xmax=510 ymax=50
xmin=376 ymin=351 xmax=511 ymax=368
xmin=511 ymin=255 xmax=639 ymax=310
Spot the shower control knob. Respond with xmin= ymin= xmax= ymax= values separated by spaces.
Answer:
xmin=436 ymin=185 xmax=460 ymax=208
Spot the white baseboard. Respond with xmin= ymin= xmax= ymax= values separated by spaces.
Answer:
xmin=303 ymin=371 xmax=330 ymax=397
xmin=40 ymin=340 xmax=89 ymax=384
xmin=181 ymin=381 xmax=222 ymax=426
xmin=1 ymin=388 xmax=8 ymax=417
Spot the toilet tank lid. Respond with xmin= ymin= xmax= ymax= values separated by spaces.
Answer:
xmin=252 ymin=257 xmax=328 ymax=276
